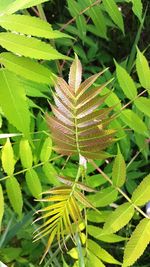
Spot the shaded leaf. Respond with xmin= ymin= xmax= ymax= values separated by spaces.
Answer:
xmin=6 ymin=176 xmax=23 ymax=218
xmin=25 ymin=169 xmax=42 ymax=199
xmin=40 ymin=137 xmax=52 ymax=162
xmin=2 ymin=138 xmax=15 ymax=176
xmin=112 ymin=148 xmax=126 ymax=187
xmin=19 ymin=138 xmax=33 ymax=169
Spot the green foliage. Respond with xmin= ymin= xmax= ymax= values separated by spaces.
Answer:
xmin=0 ymin=0 xmax=149 ymax=266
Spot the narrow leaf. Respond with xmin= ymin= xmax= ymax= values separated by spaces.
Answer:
xmin=115 ymin=61 xmax=137 ymax=100
xmin=0 ymin=32 xmax=71 ymax=60
xmin=19 ymin=138 xmax=33 ymax=169
xmin=2 ymin=138 xmax=15 ymax=176
xmin=25 ymin=169 xmax=42 ymax=199
xmin=123 ymin=218 xmax=150 ymax=267
xmin=112 ymin=148 xmax=126 ymax=187
xmin=0 ymin=69 xmax=30 ymax=136
xmin=103 ymin=203 xmax=134 ymax=234
xmin=131 ymin=173 xmax=150 ymax=206
xmin=136 ymin=47 xmax=150 ymax=90
xmin=6 ymin=176 xmax=23 ymax=218
xmin=0 ymin=52 xmax=55 ymax=84
xmin=103 ymin=0 xmax=124 ymax=33
xmin=88 ymin=187 xmax=118 ymax=207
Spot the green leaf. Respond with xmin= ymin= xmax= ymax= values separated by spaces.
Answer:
xmin=121 ymin=109 xmax=148 ymax=136
xmin=112 ymin=148 xmax=126 ymax=187
xmin=87 ymin=225 xmax=126 ymax=243
xmin=87 ymin=187 xmax=118 ymax=207
xmin=19 ymin=138 xmax=33 ymax=169
xmin=6 ymin=176 xmax=23 ymax=218
xmin=0 ymin=32 xmax=71 ymax=60
xmin=85 ymin=0 xmax=107 ymax=39
xmin=87 ymin=250 xmax=105 ymax=267
xmin=123 ymin=218 xmax=150 ymax=267
xmin=87 ymin=239 xmax=121 ymax=265
xmin=131 ymin=0 xmax=143 ymax=22
xmin=103 ymin=0 xmax=124 ymax=33
xmin=0 ymin=184 xmax=4 ymax=227
xmin=25 ymin=169 xmax=42 ymax=199
xmin=40 ymin=137 xmax=52 ymax=162
xmin=103 ymin=203 xmax=134 ymax=234
xmin=1 ymin=0 xmax=49 ymax=15
xmin=0 ymin=52 xmax=55 ymax=84
xmin=0 ymin=69 xmax=30 ymax=137
xmin=134 ymin=97 xmax=150 ymax=118
xmin=42 ymin=163 xmax=60 ymax=186
xmin=87 ymin=210 xmax=111 ymax=223
xmin=0 ymin=14 xmax=71 ymax=39
xmin=136 ymin=47 xmax=150 ymax=90
xmin=131 ymin=173 xmax=150 ymax=206
xmin=100 ymin=87 xmax=121 ymax=111
xmin=115 ymin=61 xmax=137 ymax=100
xmin=2 ymin=138 xmax=15 ymax=176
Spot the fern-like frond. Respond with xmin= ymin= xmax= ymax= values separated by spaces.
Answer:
xmin=46 ymin=55 xmax=116 ymax=159
xmin=34 ymin=183 xmax=94 ymax=263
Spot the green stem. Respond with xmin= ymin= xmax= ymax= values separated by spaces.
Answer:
xmin=76 ymin=233 xmax=85 ymax=267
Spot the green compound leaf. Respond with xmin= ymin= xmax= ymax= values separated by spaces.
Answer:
xmin=123 ymin=218 xmax=150 ymax=267
xmin=131 ymin=173 xmax=150 ymax=206
xmin=103 ymin=203 xmax=134 ymax=234
xmin=103 ymin=0 xmax=124 ymax=33
xmin=0 ymin=14 xmax=71 ymax=39
xmin=115 ymin=61 xmax=137 ymax=100
xmin=121 ymin=109 xmax=148 ymax=137
xmin=0 ymin=69 xmax=30 ymax=137
xmin=6 ymin=176 xmax=23 ymax=218
xmin=112 ymin=147 xmax=126 ymax=187
xmin=0 ymin=52 xmax=55 ymax=84
xmin=25 ymin=169 xmax=42 ymax=199
xmin=0 ymin=184 xmax=4 ymax=228
xmin=2 ymin=138 xmax=15 ymax=176
xmin=136 ymin=47 xmax=150 ymax=90
xmin=0 ymin=32 xmax=71 ymax=60
xmin=19 ymin=138 xmax=33 ymax=169
xmin=134 ymin=97 xmax=150 ymax=118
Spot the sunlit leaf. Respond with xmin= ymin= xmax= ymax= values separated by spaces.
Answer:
xmin=2 ymin=138 xmax=15 ymax=176
xmin=131 ymin=173 xmax=150 ymax=206
xmin=112 ymin=147 xmax=126 ymax=187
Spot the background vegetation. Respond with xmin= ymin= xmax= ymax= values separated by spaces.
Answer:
xmin=0 ymin=0 xmax=149 ymax=266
